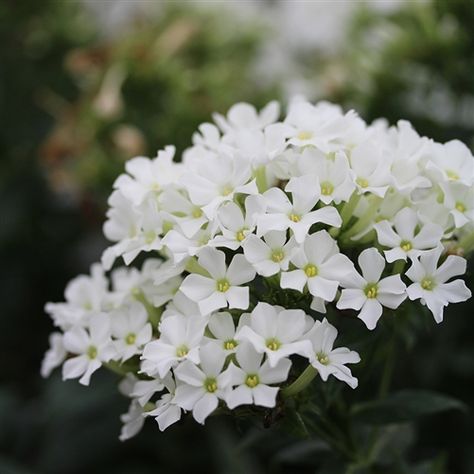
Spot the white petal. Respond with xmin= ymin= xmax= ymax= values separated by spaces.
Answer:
xmin=280 ymin=270 xmax=306 ymax=292
xmin=357 ymin=299 xmax=383 ymax=330
xmin=226 ymin=385 xmax=253 ymax=409
xmin=198 ymin=247 xmax=227 ymax=279
xmin=337 ymin=289 xmax=366 ymax=311
xmin=208 ymin=312 xmax=235 ymax=340
xmin=193 ymin=393 xmax=218 ymax=424
xmin=226 ymin=286 xmax=249 ymax=310
xmin=180 ymin=274 xmax=215 ymax=301
xmin=358 ymin=248 xmax=385 ymax=283
xmin=252 ymin=385 xmax=279 ymax=408
xmin=226 ymin=254 xmax=256 ymax=285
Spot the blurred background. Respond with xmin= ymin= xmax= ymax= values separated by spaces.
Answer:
xmin=1 ymin=0 xmax=473 ymax=473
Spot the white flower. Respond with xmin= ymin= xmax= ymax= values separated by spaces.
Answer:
xmin=236 ymin=302 xmax=312 ymax=367
xmin=243 ymin=231 xmax=296 ymax=277
xmin=349 ymin=139 xmax=392 ymax=197
xmin=427 ymin=140 xmax=474 ymax=186
xmin=226 ymin=342 xmax=291 ymax=409
xmin=180 ymin=154 xmax=258 ymax=218
xmin=337 ymin=248 xmax=407 ymax=330
xmin=374 ymin=207 xmax=444 ymax=262
xmin=174 ymin=344 xmax=232 ymax=424
xmin=62 ymin=314 xmax=115 ymax=386
xmin=210 ymin=195 xmax=265 ymax=250
xmin=140 ymin=314 xmax=206 ymax=378
xmin=146 ymin=375 xmax=182 ymax=431
xmin=111 ymin=302 xmax=152 ymax=362
xmin=441 ymin=182 xmax=474 ymax=229
xmin=119 ymin=400 xmax=146 ymax=441
xmin=257 ymin=185 xmax=341 ymax=244
xmin=281 ymin=230 xmax=354 ymax=302
xmin=180 ymin=248 xmax=256 ymax=315
xmin=406 ymin=246 xmax=471 ymax=323
xmin=114 ymin=146 xmax=181 ymax=206
xmin=206 ymin=311 xmax=242 ymax=355
xmin=305 ymin=319 xmax=360 ymax=388
xmin=41 ymin=332 xmax=66 ymax=378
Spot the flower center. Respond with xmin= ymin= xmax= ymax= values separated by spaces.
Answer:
xmin=176 ymin=345 xmax=189 ymax=358
xmin=87 ymin=345 xmax=98 ymax=360
xmin=421 ymin=277 xmax=435 ymax=291
xmin=144 ymin=230 xmax=156 ymax=244
xmin=297 ymin=130 xmax=313 ymax=140
xmin=304 ymin=264 xmax=318 ymax=278
xmin=204 ymin=377 xmax=218 ymax=393
xmin=221 ymin=184 xmax=234 ymax=196
xmin=125 ymin=333 xmax=136 ymax=345
xmin=364 ymin=283 xmax=378 ymax=299
xmin=192 ymin=207 xmax=203 ymax=218
xmin=356 ymin=177 xmax=369 ymax=188
xmin=223 ymin=339 xmax=238 ymax=351
xmin=320 ymin=181 xmax=334 ymax=196
xmin=245 ymin=374 xmax=260 ymax=388
xmin=288 ymin=212 xmax=301 ymax=223
xmin=266 ymin=338 xmax=281 ymax=351
xmin=271 ymin=249 xmax=285 ymax=263
xmin=216 ymin=279 xmax=230 ymax=292
xmin=455 ymin=201 xmax=466 ymax=213
xmin=400 ymin=240 xmax=412 ymax=252
xmin=316 ymin=352 xmax=329 ymax=365
xmin=236 ymin=229 xmax=247 ymax=242
xmin=446 ymin=169 xmax=459 ymax=181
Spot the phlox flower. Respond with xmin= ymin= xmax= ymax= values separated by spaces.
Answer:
xmin=180 ymin=248 xmax=256 ymax=315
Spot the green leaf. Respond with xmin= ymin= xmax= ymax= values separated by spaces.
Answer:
xmin=352 ymin=390 xmax=468 ymax=425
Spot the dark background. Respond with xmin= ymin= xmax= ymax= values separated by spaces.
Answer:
xmin=1 ymin=1 xmax=473 ymax=473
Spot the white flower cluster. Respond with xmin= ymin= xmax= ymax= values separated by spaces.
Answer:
xmin=43 ymin=98 xmax=473 ymax=439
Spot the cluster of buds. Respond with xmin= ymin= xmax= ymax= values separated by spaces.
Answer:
xmin=43 ymin=98 xmax=473 ymax=439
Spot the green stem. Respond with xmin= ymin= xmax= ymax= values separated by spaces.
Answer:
xmin=340 ymin=196 xmax=381 ymax=242
xmin=133 ymin=290 xmax=163 ymax=328
xmin=255 ymin=166 xmax=268 ymax=193
xmin=185 ymin=256 xmax=210 ymax=277
xmin=281 ymin=365 xmax=318 ymax=398
xmin=340 ymin=192 xmax=362 ymax=228
xmin=459 ymin=230 xmax=474 ymax=253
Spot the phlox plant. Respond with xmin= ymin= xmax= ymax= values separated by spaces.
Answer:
xmin=43 ymin=98 xmax=473 ymax=460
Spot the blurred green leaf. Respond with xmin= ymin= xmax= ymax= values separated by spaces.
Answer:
xmin=352 ymin=390 xmax=467 ymax=425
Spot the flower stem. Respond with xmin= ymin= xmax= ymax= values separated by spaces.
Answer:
xmin=255 ymin=166 xmax=268 ymax=193
xmin=340 ymin=192 xmax=362 ymax=228
xmin=340 ymin=196 xmax=381 ymax=242
xmin=133 ymin=289 xmax=163 ymax=329
xmin=281 ymin=365 xmax=318 ymax=398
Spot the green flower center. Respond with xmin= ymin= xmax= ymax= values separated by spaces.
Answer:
xmin=125 ymin=333 xmax=136 ymax=345
xmin=304 ymin=264 xmax=318 ymax=278
xmin=236 ymin=229 xmax=247 ymax=242
xmin=320 ymin=181 xmax=334 ymax=196
xmin=204 ymin=377 xmax=218 ymax=393
xmin=216 ymin=279 xmax=230 ymax=292
xmin=192 ymin=208 xmax=203 ymax=218
xmin=221 ymin=184 xmax=234 ymax=196
xmin=271 ymin=249 xmax=285 ymax=263
xmin=456 ymin=201 xmax=466 ymax=213
xmin=288 ymin=213 xmax=301 ymax=223
xmin=400 ymin=240 xmax=412 ymax=252
xmin=176 ymin=345 xmax=189 ymax=358
xmin=364 ymin=282 xmax=378 ymax=299
xmin=446 ymin=169 xmax=459 ymax=181
xmin=245 ymin=374 xmax=260 ymax=388
xmin=223 ymin=339 xmax=238 ymax=351
xmin=87 ymin=345 xmax=98 ymax=360
xmin=266 ymin=338 xmax=281 ymax=351
xmin=421 ymin=277 xmax=436 ymax=291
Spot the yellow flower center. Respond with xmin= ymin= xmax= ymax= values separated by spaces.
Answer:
xmin=455 ymin=201 xmax=466 ymax=213
xmin=125 ymin=333 xmax=136 ymax=345
xmin=364 ymin=283 xmax=378 ymax=299
xmin=320 ymin=181 xmax=334 ymax=196
xmin=236 ymin=229 xmax=246 ymax=242
xmin=216 ymin=279 xmax=230 ymax=292
xmin=144 ymin=230 xmax=156 ymax=244
xmin=223 ymin=339 xmax=238 ymax=351
xmin=245 ymin=374 xmax=259 ymax=388
xmin=400 ymin=240 xmax=412 ymax=252
xmin=87 ymin=345 xmax=98 ymax=360
xmin=317 ymin=352 xmax=329 ymax=365
xmin=176 ymin=345 xmax=189 ymax=358
xmin=266 ymin=338 xmax=281 ymax=351
xmin=221 ymin=184 xmax=234 ymax=196
xmin=271 ymin=249 xmax=285 ymax=263
xmin=304 ymin=264 xmax=318 ymax=278
xmin=297 ymin=130 xmax=313 ymax=140
xmin=356 ymin=177 xmax=369 ymax=188
xmin=446 ymin=169 xmax=459 ymax=181
xmin=192 ymin=208 xmax=203 ymax=218
xmin=421 ymin=277 xmax=435 ymax=291
xmin=288 ymin=213 xmax=301 ymax=223
xmin=204 ymin=377 xmax=218 ymax=393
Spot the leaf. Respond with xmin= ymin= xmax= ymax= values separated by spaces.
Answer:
xmin=352 ymin=390 xmax=468 ymax=425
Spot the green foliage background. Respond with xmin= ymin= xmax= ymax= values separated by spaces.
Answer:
xmin=0 ymin=1 xmax=473 ymax=473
